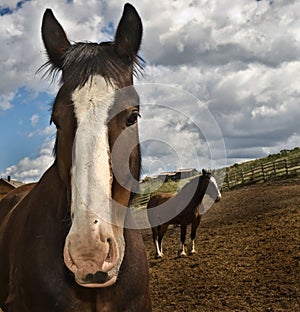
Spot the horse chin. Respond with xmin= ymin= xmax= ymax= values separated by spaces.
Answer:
xmin=75 ymin=275 xmax=117 ymax=288
xmin=68 ymin=259 xmax=121 ymax=288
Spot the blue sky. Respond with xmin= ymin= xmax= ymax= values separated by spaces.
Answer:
xmin=0 ymin=0 xmax=300 ymax=182
xmin=0 ymin=0 xmax=30 ymax=15
xmin=0 ymin=88 xmax=54 ymax=171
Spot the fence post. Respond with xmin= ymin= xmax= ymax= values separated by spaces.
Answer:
xmin=226 ymin=172 xmax=230 ymax=189
xmin=261 ymin=164 xmax=266 ymax=182
xmin=284 ymin=159 xmax=289 ymax=176
xmin=273 ymin=161 xmax=277 ymax=178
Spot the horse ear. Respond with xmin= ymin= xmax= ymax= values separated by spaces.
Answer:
xmin=114 ymin=3 xmax=143 ymax=63
xmin=42 ymin=9 xmax=70 ymax=69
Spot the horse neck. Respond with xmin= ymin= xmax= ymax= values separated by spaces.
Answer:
xmin=196 ymin=176 xmax=210 ymax=203
xmin=34 ymin=162 xmax=69 ymax=219
xmin=185 ymin=176 xmax=210 ymax=213
xmin=172 ymin=176 xmax=208 ymax=217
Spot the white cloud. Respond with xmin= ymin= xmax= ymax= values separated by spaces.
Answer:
xmin=0 ymin=93 xmax=14 ymax=111
xmin=139 ymin=0 xmax=300 ymax=68
xmin=0 ymin=139 xmax=55 ymax=183
xmin=27 ymin=125 xmax=55 ymax=139
xmin=0 ymin=0 xmax=299 ymax=182
xmin=136 ymin=82 xmax=227 ymax=175
xmin=30 ymin=114 xmax=39 ymax=126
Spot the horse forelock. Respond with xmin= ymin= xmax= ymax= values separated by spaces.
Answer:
xmin=40 ymin=42 xmax=143 ymax=90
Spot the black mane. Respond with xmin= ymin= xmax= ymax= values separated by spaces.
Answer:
xmin=40 ymin=41 xmax=143 ymax=89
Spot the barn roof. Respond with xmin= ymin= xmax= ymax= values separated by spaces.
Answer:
xmin=0 ymin=178 xmax=24 ymax=188
xmin=177 ymin=168 xmax=197 ymax=172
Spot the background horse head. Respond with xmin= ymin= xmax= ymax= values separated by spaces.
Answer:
xmin=42 ymin=3 xmax=142 ymax=288
xmin=199 ymin=173 xmax=222 ymax=214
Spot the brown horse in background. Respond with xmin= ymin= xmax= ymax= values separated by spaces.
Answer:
xmin=0 ymin=4 xmax=151 ymax=311
xmin=147 ymin=169 xmax=221 ymax=258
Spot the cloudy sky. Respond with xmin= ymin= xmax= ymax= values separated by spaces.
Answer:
xmin=0 ymin=0 xmax=299 ymax=183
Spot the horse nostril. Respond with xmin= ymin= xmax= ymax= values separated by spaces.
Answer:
xmin=105 ymin=238 xmax=114 ymax=263
xmin=84 ymin=271 xmax=110 ymax=284
xmin=105 ymin=238 xmax=117 ymax=263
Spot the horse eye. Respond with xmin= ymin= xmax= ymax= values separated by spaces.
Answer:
xmin=127 ymin=111 xmax=140 ymax=126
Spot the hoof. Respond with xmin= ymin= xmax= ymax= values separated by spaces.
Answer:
xmin=189 ymin=250 xmax=197 ymax=256
xmin=178 ymin=251 xmax=187 ymax=257
xmin=155 ymin=253 xmax=163 ymax=259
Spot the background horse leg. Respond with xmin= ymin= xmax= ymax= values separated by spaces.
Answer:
xmin=188 ymin=216 xmax=201 ymax=255
xmin=178 ymin=224 xmax=187 ymax=257
xmin=152 ymin=224 xmax=168 ymax=258
xmin=156 ymin=224 xmax=168 ymax=258
xmin=152 ymin=226 xmax=162 ymax=258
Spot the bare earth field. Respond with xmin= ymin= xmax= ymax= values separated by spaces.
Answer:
xmin=142 ymin=178 xmax=300 ymax=312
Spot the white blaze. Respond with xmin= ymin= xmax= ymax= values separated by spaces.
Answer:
xmin=71 ymin=75 xmax=115 ymax=224
xmin=199 ymin=177 xmax=221 ymax=214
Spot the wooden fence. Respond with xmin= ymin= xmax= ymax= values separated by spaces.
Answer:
xmin=131 ymin=155 xmax=300 ymax=208
xmin=222 ymin=155 xmax=300 ymax=190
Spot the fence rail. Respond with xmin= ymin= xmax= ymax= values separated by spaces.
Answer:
xmin=222 ymin=155 xmax=300 ymax=190
xmin=131 ymin=155 xmax=300 ymax=208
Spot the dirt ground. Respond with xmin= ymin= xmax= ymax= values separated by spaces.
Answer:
xmin=142 ymin=178 xmax=300 ymax=312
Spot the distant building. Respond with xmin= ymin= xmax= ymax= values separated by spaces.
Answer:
xmin=175 ymin=168 xmax=198 ymax=180
xmin=156 ymin=168 xmax=198 ymax=182
xmin=156 ymin=171 xmax=176 ymax=182
xmin=0 ymin=176 xmax=24 ymax=199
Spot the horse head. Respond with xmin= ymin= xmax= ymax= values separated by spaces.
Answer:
xmin=202 ymin=169 xmax=222 ymax=203
xmin=42 ymin=3 xmax=142 ymax=288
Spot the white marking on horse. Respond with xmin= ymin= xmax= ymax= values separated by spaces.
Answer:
xmin=188 ymin=239 xmax=196 ymax=255
xmin=199 ymin=176 xmax=221 ymax=214
xmin=64 ymin=75 xmax=127 ymax=286
xmin=155 ymin=239 xmax=163 ymax=258
xmin=71 ymin=75 xmax=115 ymax=225
xmin=178 ymin=242 xmax=187 ymax=257
xmin=208 ymin=176 xmax=221 ymax=200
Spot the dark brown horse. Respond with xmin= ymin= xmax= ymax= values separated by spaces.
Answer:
xmin=0 ymin=183 xmax=36 ymax=224
xmin=147 ymin=169 xmax=221 ymax=258
xmin=0 ymin=4 xmax=151 ymax=311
